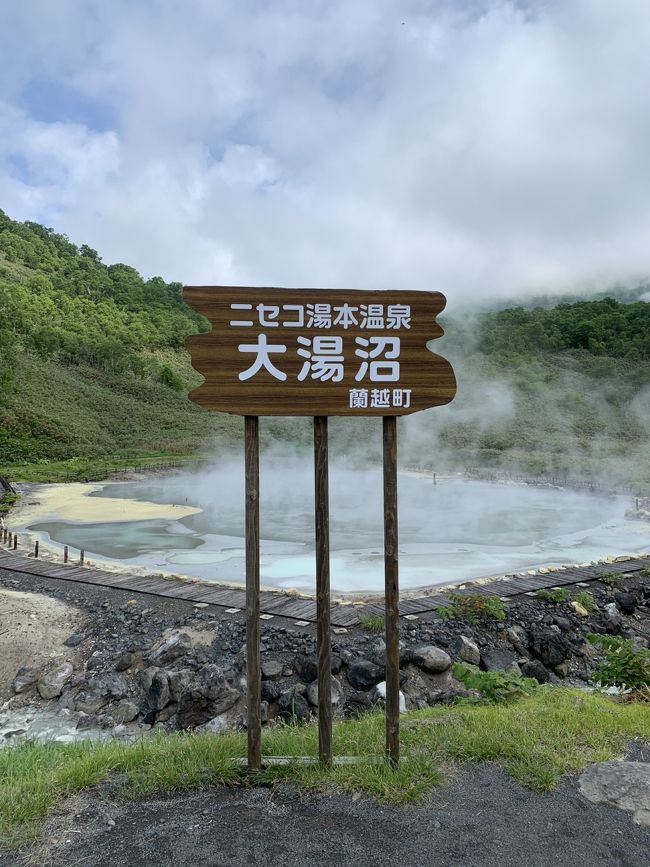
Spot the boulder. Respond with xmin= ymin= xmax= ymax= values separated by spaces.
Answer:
xmin=176 ymin=664 xmax=240 ymax=729
xmin=147 ymin=632 xmax=193 ymax=666
xmin=261 ymin=659 xmax=283 ymax=680
xmin=411 ymin=646 xmax=452 ymax=674
xmin=451 ymin=635 xmax=480 ymax=665
xmin=276 ymin=689 xmax=311 ymax=722
xmin=579 ymin=761 xmax=650 ymax=827
xmin=520 ymin=660 xmax=550 ymax=683
xmin=529 ymin=627 xmax=572 ymax=668
xmin=169 ymin=669 xmax=193 ymax=702
xmin=113 ymin=699 xmax=140 ymax=724
xmin=294 ymin=653 xmax=318 ymax=683
xmin=145 ymin=670 xmax=171 ymax=711
xmin=604 ymin=603 xmax=623 ymax=632
xmin=615 ymin=592 xmax=637 ymax=615
xmin=87 ymin=672 xmax=128 ymax=701
xmin=12 ymin=666 xmax=39 ymax=695
xmin=480 ymin=647 xmax=521 ymax=675
xmin=347 ymin=659 xmax=385 ymax=690
xmin=261 ymin=680 xmax=281 ymax=702
xmin=306 ymin=677 xmax=343 ymax=708
xmin=38 ymin=662 xmax=74 ymax=699
xmin=294 ymin=652 xmax=342 ymax=683
xmin=64 ymin=633 xmax=85 ymax=648
xmin=115 ymin=651 xmax=136 ymax=672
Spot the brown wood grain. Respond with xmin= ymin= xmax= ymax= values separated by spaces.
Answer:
xmin=245 ymin=416 xmax=262 ymax=772
xmin=183 ymin=286 xmax=456 ymax=416
xmin=383 ymin=416 xmax=400 ymax=766
xmin=314 ymin=415 xmax=333 ymax=766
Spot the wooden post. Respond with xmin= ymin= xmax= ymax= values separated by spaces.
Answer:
xmin=64 ymin=545 xmax=68 ymax=563
xmin=13 ymin=534 xmax=17 ymax=550
xmin=314 ymin=416 xmax=332 ymax=767
xmin=383 ymin=416 xmax=400 ymax=766
xmin=80 ymin=549 xmax=85 ymax=565
xmin=245 ymin=415 xmax=262 ymax=772
xmin=34 ymin=540 xmax=39 ymax=558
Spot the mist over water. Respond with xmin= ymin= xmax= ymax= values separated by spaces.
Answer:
xmin=29 ymin=461 xmax=650 ymax=594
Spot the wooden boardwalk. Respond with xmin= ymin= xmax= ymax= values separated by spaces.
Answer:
xmin=0 ymin=547 xmax=648 ymax=628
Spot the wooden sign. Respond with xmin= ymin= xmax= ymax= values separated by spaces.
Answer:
xmin=182 ymin=284 xmax=457 ymax=772
xmin=183 ymin=287 xmax=456 ymax=416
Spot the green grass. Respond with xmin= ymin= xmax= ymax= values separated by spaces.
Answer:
xmin=2 ymin=689 xmax=649 ymax=850
xmin=597 ymin=572 xmax=624 ymax=587
xmin=535 ymin=588 xmax=571 ymax=604
xmin=359 ymin=613 xmax=386 ymax=633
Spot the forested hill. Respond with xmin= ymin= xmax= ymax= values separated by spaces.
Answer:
xmin=1 ymin=208 xmax=649 ymax=487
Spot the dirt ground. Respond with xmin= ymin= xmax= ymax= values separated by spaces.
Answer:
xmin=5 ymin=764 xmax=650 ymax=867
xmin=0 ymin=589 xmax=84 ymax=701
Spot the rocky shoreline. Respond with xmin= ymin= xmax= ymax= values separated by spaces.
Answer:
xmin=1 ymin=566 xmax=649 ymax=744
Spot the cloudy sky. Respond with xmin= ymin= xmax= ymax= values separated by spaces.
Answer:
xmin=1 ymin=0 xmax=649 ymax=304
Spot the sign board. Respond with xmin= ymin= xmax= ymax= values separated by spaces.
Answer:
xmin=183 ymin=286 xmax=456 ymax=416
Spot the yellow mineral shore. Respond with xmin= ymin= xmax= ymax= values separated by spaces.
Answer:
xmin=11 ymin=482 xmax=202 ymax=526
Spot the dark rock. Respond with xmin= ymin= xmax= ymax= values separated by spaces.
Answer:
xmin=261 ymin=659 xmax=283 ymax=680
xmin=12 ymin=666 xmax=39 ymax=694
xmin=520 ymin=660 xmax=550 ymax=684
xmin=529 ymin=627 xmax=572 ymax=668
xmin=261 ymin=680 xmax=281 ymax=702
xmin=276 ymin=689 xmax=311 ymax=722
xmin=64 ymin=633 xmax=85 ymax=648
xmin=88 ymin=672 xmax=128 ymax=701
xmin=481 ymin=647 xmax=521 ymax=674
xmin=115 ymin=652 xmax=136 ymax=672
xmin=146 ymin=670 xmax=171 ymax=711
xmin=176 ymin=665 xmax=240 ymax=729
xmin=615 ymin=592 xmax=637 ymax=615
xmin=347 ymin=659 xmax=385 ymax=690
xmin=75 ymin=690 xmax=110 ymax=714
xmin=294 ymin=653 xmax=318 ymax=683
xmin=169 ymin=669 xmax=193 ymax=702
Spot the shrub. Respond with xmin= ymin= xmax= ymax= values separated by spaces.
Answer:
xmin=453 ymin=662 xmax=538 ymax=704
xmin=536 ymin=588 xmax=570 ymax=604
xmin=574 ymin=591 xmax=597 ymax=613
xmin=598 ymin=572 xmax=623 ymax=587
xmin=588 ymin=634 xmax=650 ymax=696
xmin=437 ymin=593 xmax=507 ymax=625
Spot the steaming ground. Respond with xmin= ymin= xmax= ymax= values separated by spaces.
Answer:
xmin=10 ymin=466 xmax=650 ymax=594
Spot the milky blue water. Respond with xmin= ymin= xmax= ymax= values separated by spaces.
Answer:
xmin=28 ymin=470 xmax=650 ymax=593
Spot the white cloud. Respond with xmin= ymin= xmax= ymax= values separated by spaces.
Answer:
xmin=1 ymin=0 xmax=650 ymax=303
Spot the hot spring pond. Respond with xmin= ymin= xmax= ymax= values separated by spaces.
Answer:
xmin=19 ymin=467 xmax=650 ymax=594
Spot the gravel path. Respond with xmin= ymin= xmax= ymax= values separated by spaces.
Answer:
xmin=4 ymin=765 xmax=650 ymax=867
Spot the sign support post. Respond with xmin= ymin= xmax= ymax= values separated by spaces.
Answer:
xmin=314 ymin=415 xmax=333 ymax=766
xmin=245 ymin=415 xmax=262 ymax=772
xmin=383 ymin=415 xmax=400 ymax=765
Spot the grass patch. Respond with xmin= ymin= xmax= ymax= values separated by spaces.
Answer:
xmin=535 ymin=588 xmax=570 ymax=604
xmin=597 ymin=571 xmax=624 ymax=587
xmin=358 ymin=613 xmax=386 ymax=633
xmin=436 ymin=593 xmax=507 ymax=624
xmin=1 ymin=689 xmax=649 ymax=850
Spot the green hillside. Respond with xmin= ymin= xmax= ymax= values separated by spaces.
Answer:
xmin=1 ymin=207 xmax=649 ymax=488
